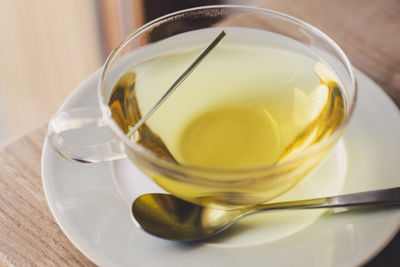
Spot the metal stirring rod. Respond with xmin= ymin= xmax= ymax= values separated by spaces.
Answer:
xmin=127 ymin=30 xmax=226 ymax=138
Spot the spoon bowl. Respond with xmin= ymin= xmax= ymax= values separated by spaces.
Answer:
xmin=132 ymin=193 xmax=243 ymax=241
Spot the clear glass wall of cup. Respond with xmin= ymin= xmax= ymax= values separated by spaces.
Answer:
xmin=48 ymin=6 xmax=357 ymax=210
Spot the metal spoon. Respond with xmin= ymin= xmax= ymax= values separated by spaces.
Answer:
xmin=132 ymin=187 xmax=400 ymax=241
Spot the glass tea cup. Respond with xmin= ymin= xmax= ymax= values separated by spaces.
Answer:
xmin=48 ymin=5 xmax=357 ymax=210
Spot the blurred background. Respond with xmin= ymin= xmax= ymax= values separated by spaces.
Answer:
xmin=0 ymin=0 xmax=256 ymax=148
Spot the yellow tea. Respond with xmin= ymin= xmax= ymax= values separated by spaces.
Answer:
xmin=108 ymin=28 xmax=347 ymax=207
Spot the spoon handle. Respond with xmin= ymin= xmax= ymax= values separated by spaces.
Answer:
xmin=252 ymin=187 xmax=400 ymax=212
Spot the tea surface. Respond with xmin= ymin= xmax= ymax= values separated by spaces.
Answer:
xmin=109 ymin=28 xmax=346 ymax=169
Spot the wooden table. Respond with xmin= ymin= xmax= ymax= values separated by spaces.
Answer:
xmin=0 ymin=0 xmax=399 ymax=265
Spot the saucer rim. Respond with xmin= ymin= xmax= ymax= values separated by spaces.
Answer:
xmin=41 ymin=68 xmax=400 ymax=266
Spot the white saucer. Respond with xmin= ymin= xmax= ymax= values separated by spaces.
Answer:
xmin=42 ymin=69 xmax=400 ymax=266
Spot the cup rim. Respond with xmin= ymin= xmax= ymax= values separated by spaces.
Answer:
xmin=98 ymin=4 xmax=357 ymax=176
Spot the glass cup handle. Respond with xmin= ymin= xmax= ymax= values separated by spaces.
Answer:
xmin=47 ymin=107 xmax=127 ymax=163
